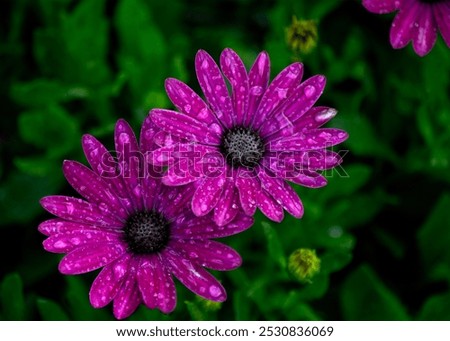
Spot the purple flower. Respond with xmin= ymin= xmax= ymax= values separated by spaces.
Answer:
xmin=149 ymin=48 xmax=348 ymax=225
xmin=38 ymin=117 xmax=252 ymax=320
xmin=362 ymin=0 xmax=450 ymax=56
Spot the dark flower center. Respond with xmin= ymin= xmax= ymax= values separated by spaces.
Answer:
xmin=221 ymin=126 xmax=265 ymax=169
xmin=123 ymin=211 xmax=170 ymax=254
xmin=419 ymin=0 xmax=445 ymax=3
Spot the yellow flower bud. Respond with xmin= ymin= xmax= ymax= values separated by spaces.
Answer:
xmin=286 ymin=17 xmax=318 ymax=55
xmin=288 ymin=248 xmax=321 ymax=282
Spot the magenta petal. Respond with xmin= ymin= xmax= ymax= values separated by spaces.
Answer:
xmin=252 ymin=62 xmax=303 ymax=129
xmin=412 ymin=5 xmax=437 ymax=56
xmin=195 ymin=50 xmax=234 ymax=128
xmin=245 ymin=51 xmax=270 ymax=126
xmin=258 ymin=169 xmax=303 ymax=218
xmin=58 ymin=242 xmax=126 ymax=275
xmin=269 ymin=128 xmax=348 ymax=151
xmin=163 ymin=159 xmax=201 ymax=186
xmin=191 ymin=174 xmax=226 ymax=216
xmin=235 ymin=169 xmax=260 ymax=216
xmin=213 ymin=179 xmax=239 ymax=226
xmin=114 ymin=119 xmax=144 ymax=211
xmin=151 ymin=109 xmax=221 ymax=145
xmin=113 ymin=258 xmax=141 ymax=320
xmin=171 ymin=211 xmax=253 ymax=239
xmin=390 ymin=1 xmax=421 ymax=49
xmin=170 ymin=239 xmax=241 ymax=271
xmin=89 ymin=255 xmax=131 ymax=308
xmin=38 ymin=219 xmax=98 ymax=236
xmin=82 ymin=135 xmax=132 ymax=213
xmin=220 ymin=48 xmax=249 ymax=126
xmin=273 ymin=149 xmax=343 ymax=172
xmin=256 ymin=189 xmax=284 ymax=222
xmin=434 ymin=3 xmax=450 ymax=47
xmin=40 ymin=196 xmax=123 ymax=227
xmin=63 ymin=160 xmax=127 ymax=220
xmin=158 ymin=183 xmax=195 ymax=220
xmin=287 ymin=170 xmax=328 ymax=188
xmin=162 ymin=248 xmax=227 ymax=302
xmin=260 ymin=75 xmax=327 ymax=137
xmin=165 ymin=78 xmax=220 ymax=127
xmin=362 ymin=0 xmax=399 ymax=14
xmin=43 ymin=229 xmax=121 ymax=253
xmin=140 ymin=115 xmax=159 ymax=154
xmin=137 ymin=255 xmax=176 ymax=313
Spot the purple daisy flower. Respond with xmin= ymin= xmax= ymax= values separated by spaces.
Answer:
xmin=362 ymin=0 xmax=450 ymax=56
xmin=38 ymin=117 xmax=252 ymax=320
xmin=149 ymin=48 xmax=348 ymax=225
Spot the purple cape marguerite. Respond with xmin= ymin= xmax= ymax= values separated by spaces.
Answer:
xmin=149 ymin=48 xmax=348 ymax=225
xmin=38 ymin=117 xmax=252 ymax=320
xmin=362 ymin=0 xmax=450 ymax=56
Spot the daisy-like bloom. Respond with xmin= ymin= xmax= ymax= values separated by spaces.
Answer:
xmin=362 ymin=0 xmax=450 ymax=56
xmin=38 ymin=117 xmax=252 ymax=320
xmin=149 ymin=48 xmax=348 ymax=225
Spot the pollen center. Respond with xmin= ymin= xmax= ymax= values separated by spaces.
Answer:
xmin=123 ymin=211 xmax=170 ymax=254
xmin=221 ymin=126 xmax=265 ymax=169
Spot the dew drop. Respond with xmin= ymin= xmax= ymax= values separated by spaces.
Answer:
xmin=209 ymin=285 xmax=221 ymax=297
xmin=315 ymin=109 xmax=336 ymax=123
xmin=250 ymin=86 xmax=263 ymax=96
xmin=304 ymin=85 xmax=316 ymax=98
xmin=54 ymin=240 xmax=67 ymax=249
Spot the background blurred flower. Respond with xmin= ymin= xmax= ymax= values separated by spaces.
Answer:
xmin=38 ymin=117 xmax=252 ymax=319
xmin=362 ymin=0 xmax=450 ymax=56
xmin=149 ymin=48 xmax=347 ymax=224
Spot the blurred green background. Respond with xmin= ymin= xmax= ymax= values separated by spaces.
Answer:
xmin=1 ymin=0 xmax=450 ymax=321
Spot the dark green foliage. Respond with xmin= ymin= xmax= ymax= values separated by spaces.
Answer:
xmin=1 ymin=0 xmax=449 ymax=320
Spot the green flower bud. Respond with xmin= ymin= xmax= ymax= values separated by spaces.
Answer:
xmin=288 ymin=248 xmax=321 ymax=282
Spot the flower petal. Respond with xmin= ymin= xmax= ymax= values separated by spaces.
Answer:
xmin=89 ymin=254 xmax=131 ymax=308
xmin=165 ymin=78 xmax=220 ymax=127
xmin=259 ymin=75 xmax=327 ymax=138
xmin=162 ymin=248 xmax=227 ymax=302
xmin=362 ymin=0 xmax=399 ymax=14
xmin=137 ymin=255 xmax=176 ymax=314
xmin=114 ymin=119 xmax=144 ymax=211
xmin=270 ymin=149 xmax=343 ymax=172
xmin=63 ymin=160 xmax=127 ymax=220
xmin=58 ymin=242 xmax=126 ymax=275
xmin=43 ymin=229 xmax=121 ymax=253
xmin=220 ymin=48 xmax=249 ymax=126
xmin=434 ymin=3 xmax=450 ymax=47
xmin=390 ymin=1 xmax=421 ymax=49
xmin=157 ymin=183 xmax=196 ymax=220
xmin=213 ymin=179 xmax=239 ymax=227
xmin=140 ymin=115 xmax=160 ymax=154
xmin=235 ymin=169 xmax=260 ymax=216
xmin=162 ymin=158 xmax=202 ymax=186
xmin=269 ymin=128 xmax=348 ymax=151
xmin=258 ymin=168 xmax=304 ymax=218
xmin=38 ymin=219 xmax=99 ymax=236
xmin=151 ymin=109 xmax=221 ymax=145
xmin=246 ymin=51 xmax=270 ymax=126
xmin=82 ymin=134 xmax=133 ymax=213
xmin=412 ymin=4 xmax=437 ymax=56
xmin=171 ymin=211 xmax=253 ymax=239
xmin=256 ymin=189 xmax=284 ymax=222
xmin=195 ymin=49 xmax=234 ymax=128
xmin=287 ymin=170 xmax=328 ymax=188
xmin=268 ymin=107 xmax=338 ymax=142
xmin=191 ymin=174 xmax=226 ymax=216
xmin=113 ymin=258 xmax=141 ymax=320
xmin=252 ymin=62 xmax=303 ymax=129
xmin=170 ymin=239 xmax=242 ymax=271
xmin=40 ymin=196 xmax=123 ymax=227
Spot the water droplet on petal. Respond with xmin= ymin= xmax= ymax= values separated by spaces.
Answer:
xmin=209 ymin=285 xmax=221 ymax=297
xmin=250 ymin=86 xmax=263 ymax=96
xmin=54 ymin=241 xmax=67 ymax=249
xmin=315 ymin=109 xmax=336 ymax=123
xmin=304 ymin=85 xmax=316 ymax=98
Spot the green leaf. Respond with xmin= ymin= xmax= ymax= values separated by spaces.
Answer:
xmin=1 ymin=273 xmax=26 ymax=320
xmin=37 ymin=298 xmax=69 ymax=320
xmin=185 ymin=301 xmax=207 ymax=321
xmin=10 ymin=79 xmax=69 ymax=107
xmin=417 ymin=292 xmax=450 ymax=321
xmin=261 ymin=221 xmax=286 ymax=269
xmin=322 ymin=164 xmax=371 ymax=199
xmin=417 ymin=193 xmax=450 ymax=281
xmin=341 ymin=265 xmax=409 ymax=320
xmin=18 ymin=105 xmax=80 ymax=157
xmin=0 ymin=172 xmax=62 ymax=226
